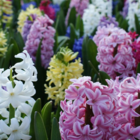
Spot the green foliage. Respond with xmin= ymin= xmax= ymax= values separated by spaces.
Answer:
xmin=30 ymin=99 xmax=41 ymax=140
xmin=135 ymin=14 xmax=140 ymax=35
xmin=30 ymin=100 xmax=62 ymax=140
xmin=136 ymin=63 xmax=140 ymax=75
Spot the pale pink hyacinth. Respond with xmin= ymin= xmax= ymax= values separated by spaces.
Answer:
xmin=93 ymin=24 xmax=136 ymax=79
xmin=24 ymin=15 xmax=55 ymax=69
xmin=65 ymin=0 xmax=89 ymax=25
xmin=59 ymin=76 xmax=140 ymax=139
xmin=59 ymin=76 xmax=119 ymax=140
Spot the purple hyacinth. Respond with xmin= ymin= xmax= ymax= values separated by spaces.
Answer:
xmin=98 ymin=16 xmax=118 ymax=27
xmin=22 ymin=14 xmax=37 ymax=43
xmin=121 ymin=0 xmax=129 ymax=18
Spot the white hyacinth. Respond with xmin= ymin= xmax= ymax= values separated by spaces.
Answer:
xmin=0 ymin=50 xmax=37 ymax=140
xmin=83 ymin=0 xmax=112 ymax=36
xmin=53 ymin=0 xmax=65 ymax=5
xmin=127 ymin=0 xmax=140 ymax=31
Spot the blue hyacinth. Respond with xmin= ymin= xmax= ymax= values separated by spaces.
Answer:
xmin=49 ymin=4 xmax=60 ymax=16
xmin=22 ymin=2 xmax=36 ymax=11
xmin=73 ymin=37 xmax=83 ymax=61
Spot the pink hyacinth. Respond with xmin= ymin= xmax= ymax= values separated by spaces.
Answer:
xmin=59 ymin=75 xmax=140 ymax=139
xmin=24 ymin=15 xmax=55 ymax=68
xmin=93 ymin=24 xmax=136 ymax=80
xmin=59 ymin=76 xmax=119 ymax=140
xmin=65 ymin=0 xmax=89 ymax=25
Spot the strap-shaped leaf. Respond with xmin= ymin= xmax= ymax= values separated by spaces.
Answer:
xmin=51 ymin=117 xmax=61 ymax=140
xmin=41 ymin=101 xmax=52 ymax=140
xmin=29 ymin=99 xmax=41 ymax=140
xmin=34 ymin=112 xmax=48 ymax=140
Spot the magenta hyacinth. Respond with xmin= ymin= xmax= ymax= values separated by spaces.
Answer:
xmin=65 ymin=0 xmax=89 ymax=25
xmin=93 ymin=24 xmax=136 ymax=80
xmin=24 ymin=15 xmax=55 ymax=68
xmin=22 ymin=14 xmax=37 ymax=43
xmin=59 ymin=75 xmax=140 ymax=139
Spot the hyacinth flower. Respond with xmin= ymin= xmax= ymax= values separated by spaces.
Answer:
xmin=127 ymin=0 xmax=140 ymax=31
xmin=0 ymin=31 xmax=7 ymax=56
xmin=93 ymin=24 xmax=136 ymax=80
xmin=65 ymin=0 xmax=89 ymax=25
xmin=59 ymin=76 xmax=119 ymax=140
xmin=22 ymin=14 xmax=37 ymax=43
xmin=39 ymin=0 xmax=55 ymax=20
xmin=73 ymin=37 xmax=84 ymax=61
xmin=24 ymin=15 xmax=55 ymax=69
xmin=60 ymin=75 xmax=140 ymax=139
xmin=18 ymin=5 xmax=41 ymax=33
xmin=45 ymin=47 xmax=83 ymax=105
xmin=0 ymin=0 xmax=13 ymax=28
xmin=98 ymin=16 xmax=119 ymax=27
xmin=83 ymin=0 xmax=112 ymax=36
xmin=0 ymin=50 xmax=37 ymax=139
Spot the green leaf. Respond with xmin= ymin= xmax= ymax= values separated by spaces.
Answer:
xmin=41 ymin=101 xmax=52 ymax=140
xmin=35 ymin=0 xmax=41 ymax=7
xmin=99 ymin=71 xmax=110 ymax=85
xmin=3 ymin=44 xmax=13 ymax=69
xmin=14 ymin=32 xmax=25 ymax=52
xmin=51 ymin=118 xmax=61 ymax=140
xmin=68 ymin=7 xmax=76 ymax=26
xmin=9 ymin=104 xmax=15 ymax=125
xmin=136 ymin=63 xmax=140 ymax=75
xmin=34 ymin=41 xmax=46 ymax=105
xmin=135 ymin=14 xmax=140 ymax=34
xmin=55 ymin=10 xmax=66 ymax=35
xmin=34 ymin=112 xmax=48 ymax=140
xmin=69 ymin=23 xmax=78 ymax=50
xmin=54 ymin=104 xmax=62 ymax=121
xmin=82 ymin=36 xmax=91 ymax=76
xmin=75 ymin=15 xmax=84 ymax=37
xmin=13 ymin=0 xmax=21 ymax=11
xmin=87 ymin=39 xmax=99 ymax=71
xmin=30 ymin=99 xmax=41 ymax=140
xmin=55 ymin=37 xmax=70 ymax=53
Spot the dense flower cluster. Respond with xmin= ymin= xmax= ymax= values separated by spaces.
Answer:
xmin=0 ymin=31 xmax=7 ymax=56
xmin=0 ymin=0 xmax=13 ymax=27
xmin=0 ymin=50 xmax=37 ymax=139
xmin=127 ymin=0 xmax=140 ymax=31
xmin=93 ymin=24 xmax=136 ymax=79
xmin=22 ymin=14 xmax=37 ymax=43
xmin=24 ymin=15 xmax=55 ymax=69
xmin=99 ymin=16 xmax=118 ymax=27
xmin=39 ymin=0 xmax=55 ymax=20
xmin=45 ymin=47 xmax=83 ymax=105
xmin=49 ymin=4 xmax=60 ymax=16
xmin=83 ymin=0 xmax=112 ymax=35
xmin=18 ymin=5 xmax=41 ymax=33
xmin=65 ymin=0 xmax=89 ymax=25
xmin=59 ymin=75 xmax=140 ymax=140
